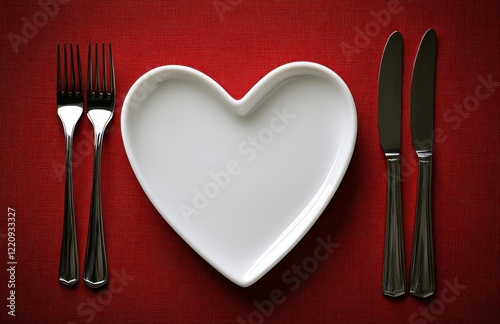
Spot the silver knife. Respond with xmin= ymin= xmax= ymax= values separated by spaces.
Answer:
xmin=378 ymin=31 xmax=405 ymax=297
xmin=409 ymin=28 xmax=437 ymax=298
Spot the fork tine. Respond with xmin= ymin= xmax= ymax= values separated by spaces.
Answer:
xmin=95 ymin=43 xmax=100 ymax=94
xmin=63 ymin=44 xmax=68 ymax=94
xmin=87 ymin=43 xmax=92 ymax=96
xmin=109 ymin=43 xmax=115 ymax=95
xmin=57 ymin=43 xmax=61 ymax=94
xmin=76 ymin=44 xmax=82 ymax=95
xmin=102 ymin=43 xmax=107 ymax=95
xmin=70 ymin=43 xmax=75 ymax=95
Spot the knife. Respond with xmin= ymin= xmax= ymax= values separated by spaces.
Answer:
xmin=409 ymin=28 xmax=437 ymax=298
xmin=378 ymin=31 xmax=405 ymax=297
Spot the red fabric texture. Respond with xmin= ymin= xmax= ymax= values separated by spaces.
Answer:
xmin=1 ymin=0 xmax=499 ymax=323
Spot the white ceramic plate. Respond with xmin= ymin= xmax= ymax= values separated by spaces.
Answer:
xmin=121 ymin=62 xmax=357 ymax=287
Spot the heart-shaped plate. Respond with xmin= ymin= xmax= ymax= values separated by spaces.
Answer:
xmin=121 ymin=62 xmax=357 ymax=287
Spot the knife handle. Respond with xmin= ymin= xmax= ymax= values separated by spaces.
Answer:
xmin=410 ymin=154 xmax=435 ymax=298
xmin=382 ymin=155 xmax=406 ymax=297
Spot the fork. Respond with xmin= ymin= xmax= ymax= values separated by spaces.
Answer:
xmin=57 ymin=43 xmax=83 ymax=286
xmin=83 ymin=43 xmax=115 ymax=288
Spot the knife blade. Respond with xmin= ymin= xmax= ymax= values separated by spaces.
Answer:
xmin=378 ymin=31 xmax=405 ymax=297
xmin=409 ymin=28 xmax=437 ymax=298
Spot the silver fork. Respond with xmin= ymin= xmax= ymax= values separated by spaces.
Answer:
xmin=57 ymin=43 xmax=83 ymax=286
xmin=83 ymin=43 xmax=115 ymax=288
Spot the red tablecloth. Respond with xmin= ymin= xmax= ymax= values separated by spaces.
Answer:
xmin=1 ymin=0 xmax=499 ymax=323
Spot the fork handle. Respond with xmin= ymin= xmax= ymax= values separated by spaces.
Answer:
xmin=84 ymin=130 xmax=108 ymax=288
xmin=59 ymin=133 xmax=79 ymax=286
xmin=410 ymin=154 xmax=435 ymax=298
xmin=382 ymin=155 xmax=405 ymax=297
